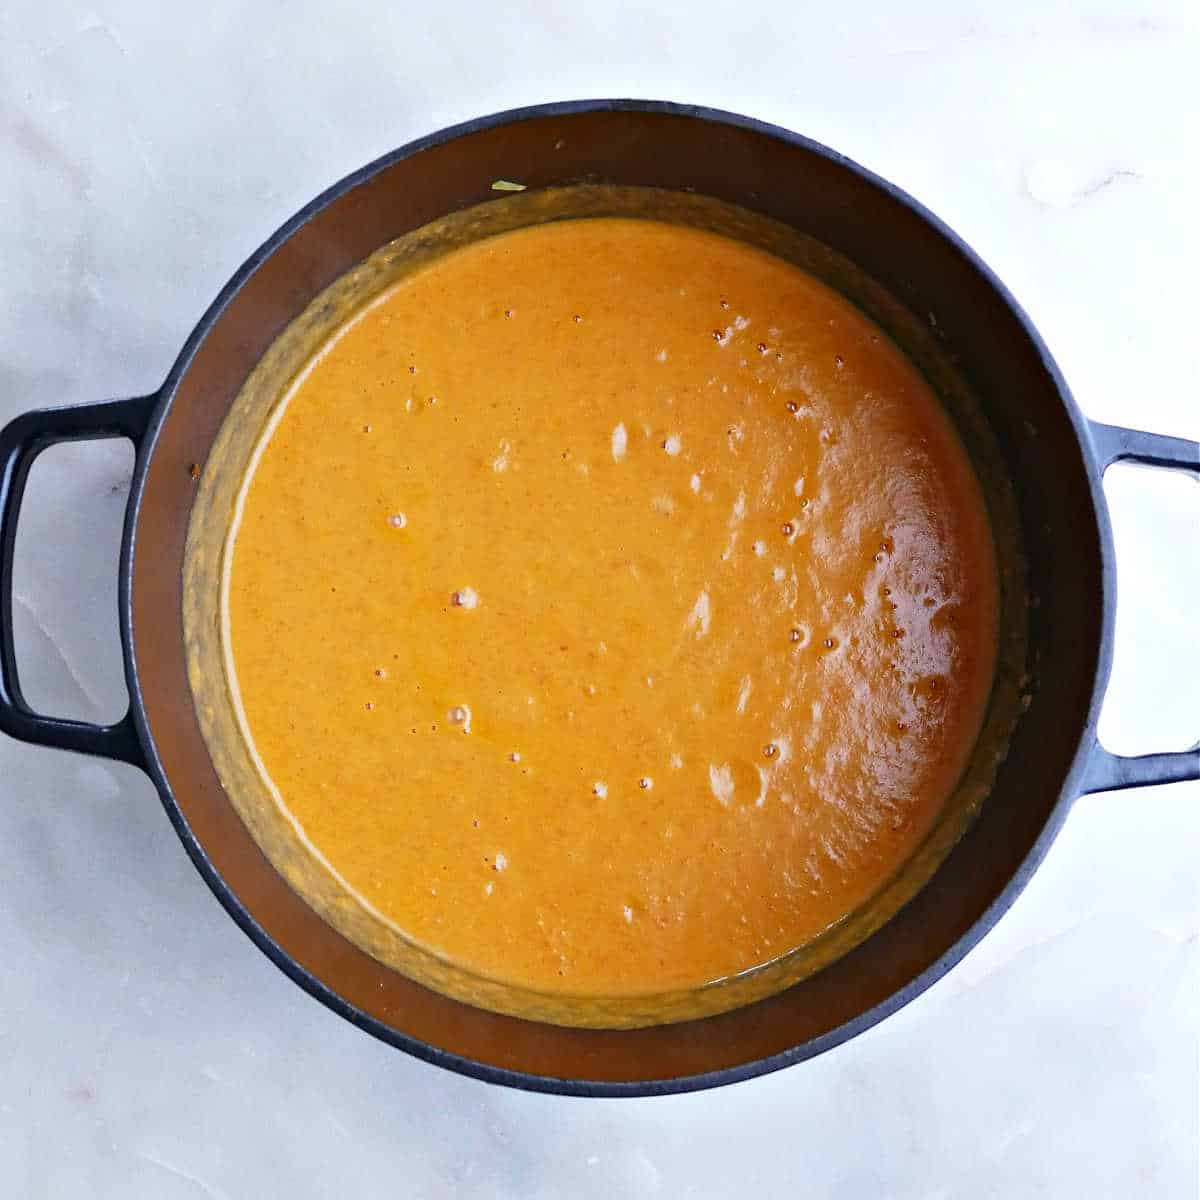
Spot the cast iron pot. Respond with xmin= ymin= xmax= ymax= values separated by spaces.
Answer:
xmin=1 ymin=101 xmax=1196 ymax=1097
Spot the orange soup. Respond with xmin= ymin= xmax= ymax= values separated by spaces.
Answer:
xmin=224 ymin=217 xmax=998 ymax=1000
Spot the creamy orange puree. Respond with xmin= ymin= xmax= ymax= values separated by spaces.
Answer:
xmin=226 ymin=217 xmax=998 ymax=999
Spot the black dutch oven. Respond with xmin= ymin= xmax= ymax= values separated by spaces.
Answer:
xmin=1 ymin=101 xmax=1195 ymax=1096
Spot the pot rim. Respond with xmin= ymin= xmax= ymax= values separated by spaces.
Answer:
xmin=119 ymin=99 xmax=1116 ymax=1097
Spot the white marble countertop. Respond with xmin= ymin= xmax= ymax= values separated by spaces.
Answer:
xmin=1 ymin=2 xmax=1196 ymax=1195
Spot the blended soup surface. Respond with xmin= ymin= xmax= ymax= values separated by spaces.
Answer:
xmin=226 ymin=217 xmax=998 ymax=999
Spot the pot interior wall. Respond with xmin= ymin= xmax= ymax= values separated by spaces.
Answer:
xmin=132 ymin=106 xmax=1104 ymax=1086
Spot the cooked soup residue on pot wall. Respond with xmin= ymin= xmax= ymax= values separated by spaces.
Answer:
xmin=222 ymin=216 xmax=1000 ymax=1002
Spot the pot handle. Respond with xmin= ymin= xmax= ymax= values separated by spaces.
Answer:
xmin=1082 ymin=420 xmax=1199 ymax=794
xmin=0 ymin=396 xmax=156 ymax=766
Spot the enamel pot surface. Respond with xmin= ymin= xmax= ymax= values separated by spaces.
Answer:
xmin=1 ymin=102 xmax=1195 ymax=1096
